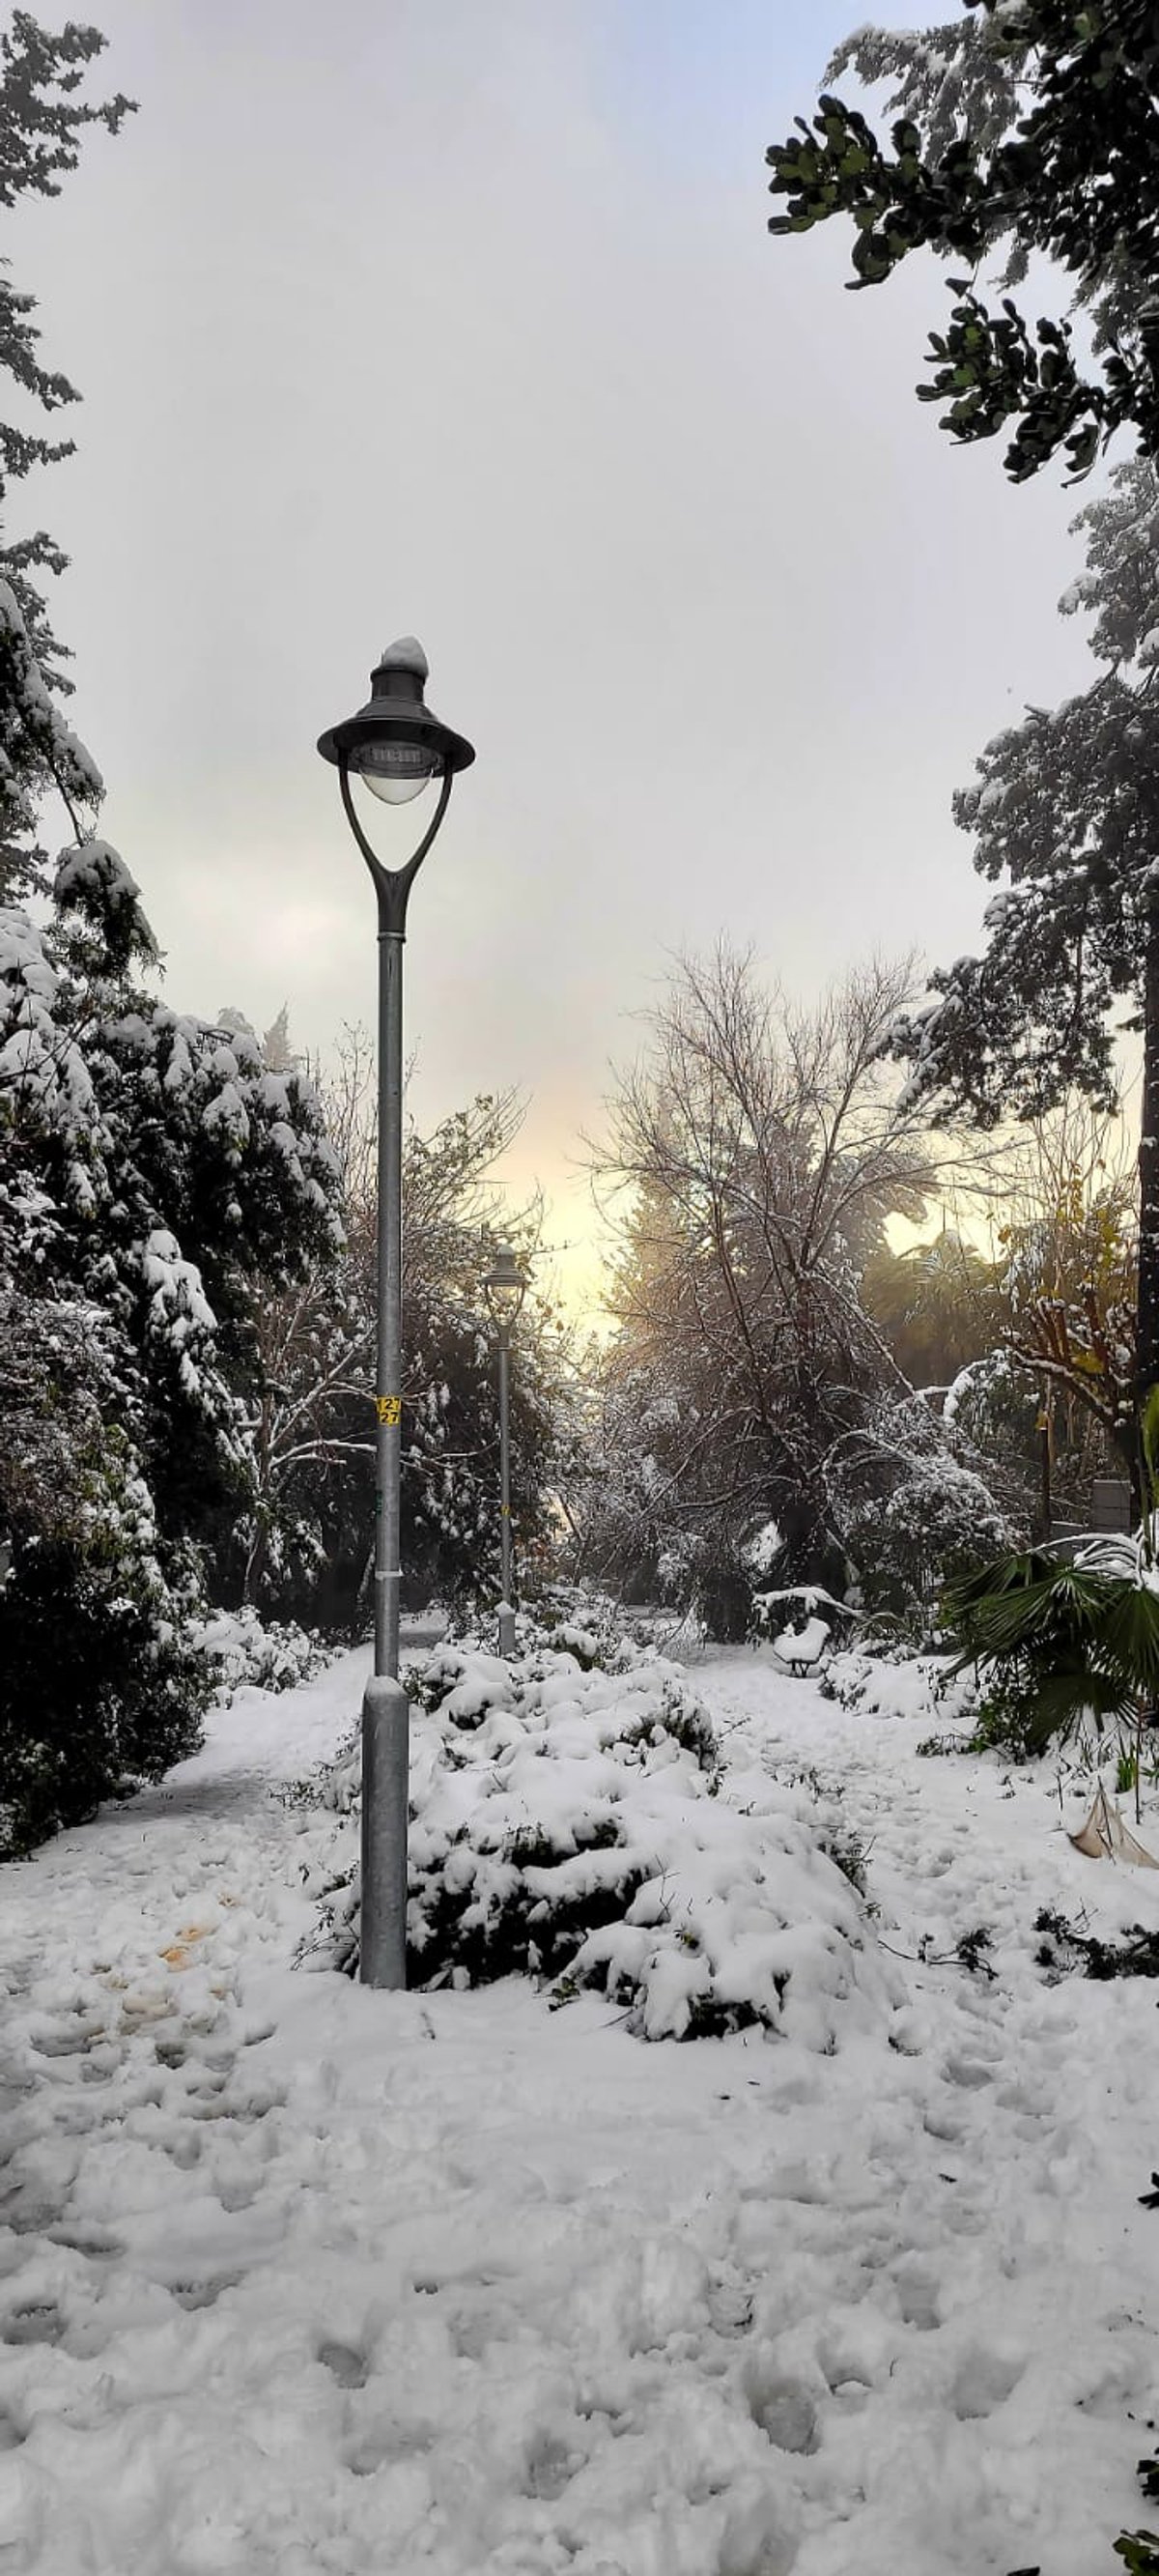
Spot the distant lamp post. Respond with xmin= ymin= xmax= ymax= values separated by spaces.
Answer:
xmin=482 ymin=1246 xmax=526 ymax=1656
xmin=318 ymin=638 xmax=474 ymax=1989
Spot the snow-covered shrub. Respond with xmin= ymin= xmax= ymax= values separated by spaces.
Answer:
xmin=299 ymin=1645 xmax=899 ymax=2045
xmin=0 ymin=1374 xmax=212 ymax=1857
xmin=820 ymin=1646 xmax=978 ymax=1732
xmin=845 ymin=1439 xmax=1010 ymax=1631
xmin=192 ymin=1605 xmax=329 ymax=1700
xmin=523 ymin=1585 xmax=681 ymax=1672
xmin=425 ymin=1589 xmax=679 ymax=1684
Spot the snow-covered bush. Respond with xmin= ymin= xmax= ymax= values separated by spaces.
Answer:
xmin=0 ymin=1344 xmax=212 ymax=1856
xmin=820 ymin=1646 xmax=979 ymax=1732
xmin=192 ymin=1606 xmax=329 ymax=1700
xmin=843 ymin=1426 xmax=1010 ymax=1631
xmin=299 ymin=1643 xmax=899 ymax=2045
xmin=518 ymin=1585 xmax=680 ymax=1670
xmin=429 ymin=1588 xmax=683 ymax=1684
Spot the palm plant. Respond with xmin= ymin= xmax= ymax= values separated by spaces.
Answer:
xmin=946 ymin=1396 xmax=1159 ymax=1802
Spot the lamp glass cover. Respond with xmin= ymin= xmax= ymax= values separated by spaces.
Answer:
xmin=353 ymin=741 xmax=441 ymax=805
xmin=484 ymin=1255 xmax=526 ymax=1323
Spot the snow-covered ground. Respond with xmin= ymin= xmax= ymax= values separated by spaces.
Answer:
xmin=3 ymin=1645 xmax=1159 ymax=2575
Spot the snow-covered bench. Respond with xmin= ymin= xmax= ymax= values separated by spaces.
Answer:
xmin=769 ymin=1615 xmax=831 ymax=1677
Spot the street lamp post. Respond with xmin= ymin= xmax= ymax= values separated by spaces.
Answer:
xmin=318 ymin=638 xmax=474 ymax=1989
xmin=482 ymin=1247 xmax=526 ymax=1656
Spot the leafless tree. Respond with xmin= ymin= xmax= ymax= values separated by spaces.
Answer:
xmin=580 ymin=947 xmax=944 ymax=1609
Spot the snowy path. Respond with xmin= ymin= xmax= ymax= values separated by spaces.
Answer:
xmin=2 ymin=1647 xmax=1159 ymax=2574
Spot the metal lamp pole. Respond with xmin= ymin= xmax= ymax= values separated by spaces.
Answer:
xmin=318 ymin=639 xmax=474 ymax=1988
xmin=482 ymin=1247 xmax=526 ymax=1656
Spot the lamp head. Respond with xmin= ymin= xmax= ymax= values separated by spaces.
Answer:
xmin=318 ymin=637 xmax=475 ymax=802
xmin=482 ymin=1245 xmax=527 ymax=1327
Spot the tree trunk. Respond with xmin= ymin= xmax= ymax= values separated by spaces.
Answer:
xmin=1134 ymin=896 xmax=1159 ymax=1515
xmin=1038 ymin=1384 xmax=1053 ymax=1544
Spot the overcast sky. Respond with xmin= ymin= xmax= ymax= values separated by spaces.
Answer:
xmin=12 ymin=0 xmax=1102 ymax=1307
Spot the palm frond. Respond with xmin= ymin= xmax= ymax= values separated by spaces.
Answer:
xmin=946 ymin=1544 xmax=1159 ymax=1747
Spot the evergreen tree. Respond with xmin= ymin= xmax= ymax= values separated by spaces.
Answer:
xmin=890 ymin=459 xmax=1159 ymax=1452
xmin=0 ymin=790 xmax=342 ymax=1850
xmin=0 ymin=16 xmax=349 ymax=1850
xmin=1 ymin=13 xmax=132 ymax=897
xmin=861 ymin=1231 xmax=1002 ymax=1390
xmin=767 ymin=7 xmax=1159 ymax=1443
xmin=766 ymin=3 xmax=1159 ymax=485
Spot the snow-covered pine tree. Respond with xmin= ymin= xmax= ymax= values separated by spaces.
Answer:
xmin=1 ymin=792 xmax=343 ymax=1849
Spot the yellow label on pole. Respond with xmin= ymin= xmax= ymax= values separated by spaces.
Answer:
xmin=500 ymin=1503 xmax=510 ymax=1516
xmin=377 ymin=1395 xmax=401 ymax=1426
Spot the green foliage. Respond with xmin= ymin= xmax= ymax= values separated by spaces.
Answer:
xmin=947 ymin=1546 xmax=1159 ymax=1753
xmin=766 ymin=6 xmax=1159 ymax=483
xmin=1114 ymin=2531 xmax=1159 ymax=2573
xmin=0 ymin=1412 xmax=211 ymax=1856
xmin=861 ymin=1233 xmax=1002 ymax=1388
xmin=1116 ymin=1734 xmax=1139 ymax=1795
xmin=1 ymin=807 xmax=341 ymax=1861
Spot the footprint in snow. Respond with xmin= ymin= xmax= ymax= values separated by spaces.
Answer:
xmin=892 ymin=2267 xmax=943 ymax=2332
xmin=45 ymin=2227 xmax=123 ymax=2262
xmin=29 ymin=2021 xmax=105 ymax=2059
xmin=921 ymin=2105 xmax=965 ymax=2144
xmin=742 ymin=2356 xmax=820 ymax=2454
xmin=2 ymin=2302 xmax=65 ymax=2347
xmin=949 ymin=2345 xmax=1026 ymax=2419
xmin=317 ymin=2337 xmax=370 ymax=2389
xmin=942 ymin=2054 xmax=995 ymax=2090
xmin=170 ymin=2273 xmax=241 ymax=2310
xmin=523 ymin=2433 xmax=580 ymax=2500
